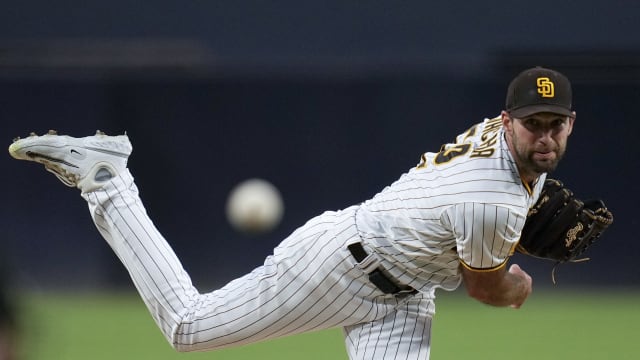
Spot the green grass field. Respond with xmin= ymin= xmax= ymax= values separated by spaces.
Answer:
xmin=13 ymin=289 xmax=640 ymax=360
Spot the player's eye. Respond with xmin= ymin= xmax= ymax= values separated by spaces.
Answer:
xmin=520 ymin=119 xmax=539 ymax=132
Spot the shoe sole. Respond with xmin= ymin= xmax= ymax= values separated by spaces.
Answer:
xmin=9 ymin=133 xmax=132 ymax=162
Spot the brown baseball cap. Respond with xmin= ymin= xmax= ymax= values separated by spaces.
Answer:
xmin=505 ymin=67 xmax=573 ymax=118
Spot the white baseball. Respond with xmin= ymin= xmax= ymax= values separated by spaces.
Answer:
xmin=226 ymin=178 xmax=284 ymax=234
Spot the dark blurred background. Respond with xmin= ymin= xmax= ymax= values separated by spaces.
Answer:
xmin=1 ymin=0 xmax=638 ymax=291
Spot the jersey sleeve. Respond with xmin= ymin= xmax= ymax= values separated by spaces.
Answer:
xmin=443 ymin=203 xmax=527 ymax=271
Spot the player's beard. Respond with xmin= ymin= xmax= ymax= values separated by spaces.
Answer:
xmin=512 ymin=137 xmax=566 ymax=176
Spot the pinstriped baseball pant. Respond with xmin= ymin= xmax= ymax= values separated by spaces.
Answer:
xmin=82 ymin=170 xmax=434 ymax=359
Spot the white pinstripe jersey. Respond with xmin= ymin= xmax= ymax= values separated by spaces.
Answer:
xmin=356 ymin=116 xmax=546 ymax=292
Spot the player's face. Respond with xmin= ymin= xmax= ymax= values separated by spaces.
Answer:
xmin=503 ymin=111 xmax=575 ymax=182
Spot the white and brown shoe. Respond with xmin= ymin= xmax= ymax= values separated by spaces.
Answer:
xmin=9 ymin=130 xmax=132 ymax=193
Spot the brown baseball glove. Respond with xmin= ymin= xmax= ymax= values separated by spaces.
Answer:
xmin=517 ymin=179 xmax=613 ymax=282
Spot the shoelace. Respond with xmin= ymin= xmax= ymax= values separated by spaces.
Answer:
xmin=44 ymin=162 xmax=77 ymax=187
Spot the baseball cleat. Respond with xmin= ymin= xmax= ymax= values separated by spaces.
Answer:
xmin=8 ymin=130 xmax=132 ymax=193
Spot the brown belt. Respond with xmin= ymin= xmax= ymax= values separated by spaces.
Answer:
xmin=348 ymin=242 xmax=415 ymax=295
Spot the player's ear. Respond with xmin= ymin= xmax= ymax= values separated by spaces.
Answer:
xmin=501 ymin=111 xmax=514 ymax=132
xmin=566 ymin=111 xmax=576 ymax=136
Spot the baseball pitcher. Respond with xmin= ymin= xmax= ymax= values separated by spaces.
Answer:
xmin=7 ymin=67 xmax=611 ymax=359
